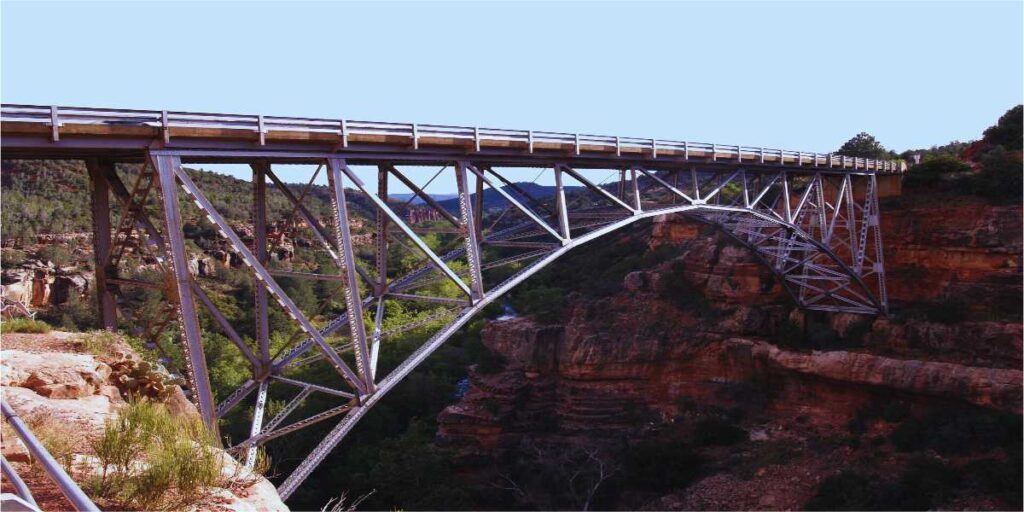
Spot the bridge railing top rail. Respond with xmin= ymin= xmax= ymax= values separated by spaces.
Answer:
xmin=1 ymin=104 xmax=908 ymax=174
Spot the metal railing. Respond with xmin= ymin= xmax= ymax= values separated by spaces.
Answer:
xmin=1 ymin=401 xmax=100 ymax=511
xmin=0 ymin=104 xmax=908 ymax=173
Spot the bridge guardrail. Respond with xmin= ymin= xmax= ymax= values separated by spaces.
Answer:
xmin=1 ymin=401 xmax=100 ymax=512
xmin=1 ymin=104 xmax=908 ymax=174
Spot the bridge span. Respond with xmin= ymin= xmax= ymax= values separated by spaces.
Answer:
xmin=1 ymin=104 xmax=897 ymax=500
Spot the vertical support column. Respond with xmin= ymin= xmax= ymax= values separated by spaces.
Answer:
xmin=371 ymin=165 xmax=390 ymax=378
xmin=85 ymin=159 xmax=117 ymax=330
xmin=814 ymin=174 xmax=827 ymax=240
xmin=151 ymin=153 xmax=218 ymax=432
xmin=629 ymin=167 xmax=642 ymax=211
xmin=326 ymin=158 xmax=375 ymax=392
xmin=474 ymin=170 xmax=484 ymax=241
xmin=247 ymin=162 xmax=271 ymax=468
xmin=690 ymin=167 xmax=701 ymax=202
xmin=741 ymin=170 xmax=751 ymax=209
xmin=455 ymin=162 xmax=485 ymax=302
xmin=617 ymin=169 xmax=626 ymax=200
xmin=375 ymin=165 xmax=390 ymax=295
xmin=781 ymin=171 xmax=792 ymax=223
xmin=554 ymin=166 xmax=572 ymax=240
xmin=251 ymin=163 xmax=271 ymax=367
xmin=868 ymin=174 xmax=888 ymax=314
xmin=245 ymin=380 xmax=269 ymax=469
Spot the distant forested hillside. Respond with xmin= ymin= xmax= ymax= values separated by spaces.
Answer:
xmin=0 ymin=160 xmax=378 ymax=244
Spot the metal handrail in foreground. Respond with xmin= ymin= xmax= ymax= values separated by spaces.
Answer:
xmin=0 ymin=401 xmax=100 ymax=512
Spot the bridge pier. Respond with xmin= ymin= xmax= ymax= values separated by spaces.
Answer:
xmin=85 ymin=159 xmax=117 ymax=330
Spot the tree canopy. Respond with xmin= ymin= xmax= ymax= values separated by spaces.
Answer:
xmin=982 ymin=105 xmax=1023 ymax=151
xmin=836 ymin=132 xmax=898 ymax=160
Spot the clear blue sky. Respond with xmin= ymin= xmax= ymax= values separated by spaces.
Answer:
xmin=3 ymin=1 xmax=1021 ymax=191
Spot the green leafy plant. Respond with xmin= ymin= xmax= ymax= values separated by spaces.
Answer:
xmin=903 ymin=155 xmax=971 ymax=188
xmin=90 ymin=400 xmax=224 ymax=510
xmin=0 ymin=318 xmax=52 ymax=334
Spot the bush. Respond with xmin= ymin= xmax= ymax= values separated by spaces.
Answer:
xmin=692 ymin=417 xmax=747 ymax=446
xmin=971 ymin=146 xmax=1023 ymax=201
xmin=982 ymin=105 xmax=1023 ymax=151
xmin=37 ymin=245 xmax=73 ymax=267
xmin=659 ymin=261 xmax=714 ymax=317
xmin=904 ymin=155 xmax=972 ymax=188
xmin=806 ymin=471 xmax=875 ymax=510
xmin=1 ymin=248 xmax=27 ymax=266
xmin=964 ymin=455 xmax=1023 ymax=508
xmin=891 ymin=407 xmax=1022 ymax=455
xmin=623 ymin=439 xmax=703 ymax=492
xmin=510 ymin=285 xmax=567 ymax=324
xmin=807 ymin=458 xmax=959 ymax=511
xmin=90 ymin=400 xmax=224 ymax=510
xmin=924 ymin=296 xmax=968 ymax=324
xmin=26 ymin=415 xmax=77 ymax=475
xmin=0 ymin=318 xmax=52 ymax=333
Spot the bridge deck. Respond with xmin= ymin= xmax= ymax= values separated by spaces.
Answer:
xmin=1 ymin=104 xmax=906 ymax=173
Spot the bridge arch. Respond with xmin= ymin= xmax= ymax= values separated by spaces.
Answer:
xmin=1 ymin=104 xmax=893 ymax=499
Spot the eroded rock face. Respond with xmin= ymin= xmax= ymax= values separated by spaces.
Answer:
xmin=883 ymin=201 xmax=1022 ymax=311
xmin=439 ymin=199 xmax=1023 ymax=470
xmin=1 ymin=350 xmax=113 ymax=400
xmin=0 ymin=260 xmax=91 ymax=310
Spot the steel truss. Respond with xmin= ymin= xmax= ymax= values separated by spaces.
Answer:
xmin=70 ymin=148 xmax=889 ymax=500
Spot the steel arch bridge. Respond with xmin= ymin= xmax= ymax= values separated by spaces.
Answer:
xmin=1 ymin=104 xmax=898 ymax=499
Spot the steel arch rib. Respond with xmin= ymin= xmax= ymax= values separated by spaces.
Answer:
xmin=275 ymin=202 xmax=883 ymax=498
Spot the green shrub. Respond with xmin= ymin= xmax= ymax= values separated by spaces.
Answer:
xmin=964 ymin=455 xmax=1023 ymax=508
xmin=0 ymin=318 xmax=52 ymax=333
xmin=770 ymin=320 xmax=813 ymax=350
xmin=623 ymin=439 xmax=703 ymax=492
xmin=693 ymin=417 xmax=747 ymax=446
xmin=474 ymin=346 xmax=507 ymax=375
xmin=971 ymin=146 xmax=1023 ymax=201
xmin=26 ymin=415 xmax=77 ymax=474
xmin=981 ymin=105 xmax=1023 ymax=151
xmin=37 ymin=245 xmax=73 ymax=267
xmin=807 ymin=459 xmax=959 ymax=511
xmin=510 ymin=285 xmax=567 ymax=324
xmin=1 ymin=248 xmax=27 ymax=266
xmin=924 ymin=296 xmax=968 ymax=324
xmin=659 ymin=261 xmax=714 ymax=317
xmin=891 ymin=407 xmax=1022 ymax=455
xmin=90 ymin=400 xmax=224 ymax=510
xmin=889 ymin=456 xmax=961 ymax=510
xmin=904 ymin=155 xmax=971 ymax=188
xmin=806 ymin=470 xmax=875 ymax=510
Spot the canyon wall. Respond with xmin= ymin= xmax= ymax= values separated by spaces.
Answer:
xmin=438 ymin=195 xmax=1022 ymax=509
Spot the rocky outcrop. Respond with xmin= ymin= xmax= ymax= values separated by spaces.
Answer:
xmin=0 ymin=260 xmax=91 ymax=309
xmin=0 ymin=333 xmax=288 ymax=511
